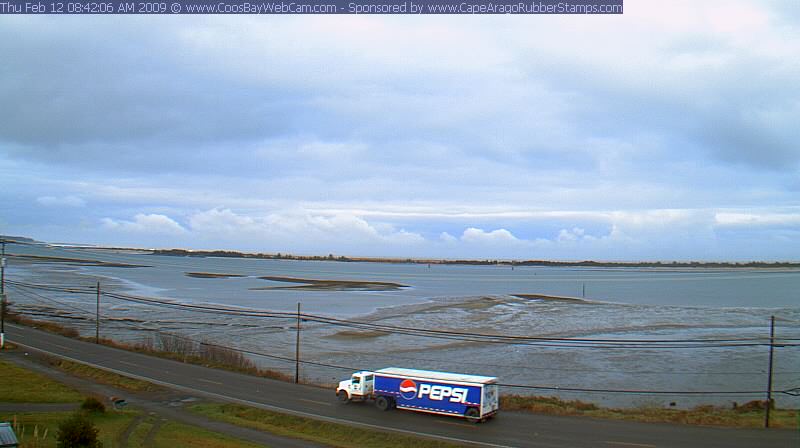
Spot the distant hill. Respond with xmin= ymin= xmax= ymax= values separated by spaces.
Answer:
xmin=0 ymin=235 xmax=37 ymax=243
xmin=150 ymin=249 xmax=800 ymax=269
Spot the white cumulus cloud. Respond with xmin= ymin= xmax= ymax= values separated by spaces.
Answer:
xmin=461 ymin=227 xmax=521 ymax=245
xmin=102 ymin=214 xmax=187 ymax=235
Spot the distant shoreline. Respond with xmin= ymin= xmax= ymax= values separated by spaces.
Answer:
xmin=3 ymin=235 xmax=799 ymax=269
xmin=148 ymin=248 xmax=800 ymax=269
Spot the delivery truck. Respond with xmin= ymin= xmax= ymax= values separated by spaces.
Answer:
xmin=336 ymin=367 xmax=499 ymax=422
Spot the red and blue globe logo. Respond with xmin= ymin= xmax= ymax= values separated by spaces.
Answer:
xmin=399 ymin=379 xmax=417 ymax=400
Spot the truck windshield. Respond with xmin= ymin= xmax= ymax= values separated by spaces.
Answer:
xmin=352 ymin=376 xmax=361 ymax=385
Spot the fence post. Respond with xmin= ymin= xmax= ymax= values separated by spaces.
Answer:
xmin=1 ymin=240 xmax=5 ymax=349
xmin=764 ymin=315 xmax=775 ymax=428
xmin=295 ymin=302 xmax=301 ymax=384
xmin=95 ymin=282 xmax=101 ymax=344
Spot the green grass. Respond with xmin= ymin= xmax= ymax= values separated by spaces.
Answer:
xmin=153 ymin=421 xmax=266 ymax=448
xmin=0 ymin=358 xmax=83 ymax=403
xmin=188 ymin=402 xmax=462 ymax=448
xmin=501 ymin=394 xmax=799 ymax=428
xmin=2 ymin=411 xmax=274 ymax=448
xmin=123 ymin=416 xmax=265 ymax=448
xmin=127 ymin=417 xmax=154 ymax=447
xmin=48 ymin=358 xmax=162 ymax=393
xmin=0 ymin=410 xmax=138 ymax=448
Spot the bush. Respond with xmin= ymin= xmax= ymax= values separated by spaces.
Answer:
xmin=80 ymin=397 xmax=106 ymax=413
xmin=56 ymin=412 xmax=102 ymax=448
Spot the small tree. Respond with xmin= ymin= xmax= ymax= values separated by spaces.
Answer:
xmin=56 ymin=412 xmax=102 ymax=448
xmin=80 ymin=397 xmax=105 ymax=414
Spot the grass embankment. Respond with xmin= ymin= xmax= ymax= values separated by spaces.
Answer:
xmin=0 ymin=359 xmax=83 ymax=403
xmin=48 ymin=358 xmax=161 ymax=393
xmin=189 ymin=403 xmax=461 ymax=448
xmin=5 ymin=410 xmax=264 ymax=448
xmin=0 ymin=360 xmax=278 ymax=448
xmin=501 ymin=395 xmax=799 ymax=429
xmin=125 ymin=416 xmax=264 ymax=448
xmin=7 ymin=313 xmax=292 ymax=382
xmin=2 ymin=411 xmax=138 ymax=448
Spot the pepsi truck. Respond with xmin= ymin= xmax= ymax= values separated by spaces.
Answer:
xmin=336 ymin=367 xmax=499 ymax=423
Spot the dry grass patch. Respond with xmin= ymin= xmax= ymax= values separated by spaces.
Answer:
xmin=501 ymin=394 xmax=799 ymax=428
xmin=48 ymin=358 xmax=161 ymax=393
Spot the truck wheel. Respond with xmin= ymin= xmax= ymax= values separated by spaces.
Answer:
xmin=375 ymin=396 xmax=390 ymax=411
xmin=337 ymin=390 xmax=349 ymax=403
xmin=465 ymin=407 xmax=481 ymax=423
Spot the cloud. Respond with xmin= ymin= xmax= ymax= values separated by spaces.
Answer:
xmin=461 ymin=227 xmax=522 ymax=245
xmin=36 ymin=195 xmax=85 ymax=207
xmin=715 ymin=211 xmax=800 ymax=228
xmin=185 ymin=208 xmax=424 ymax=253
xmin=1 ymin=3 xmax=799 ymax=260
xmin=439 ymin=232 xmax=457 ymax=244
xmin=557 ymin=227 xmax=588 ymax=243
xmin=102 ymin=214 xmax=187 ymax=235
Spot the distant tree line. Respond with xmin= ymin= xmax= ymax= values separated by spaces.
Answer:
xmin=150 ymin=249 xmax=800 ymax=268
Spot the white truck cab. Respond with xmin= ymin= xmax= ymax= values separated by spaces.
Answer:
xmin=336 ymin=370 xmax=374 ymax=402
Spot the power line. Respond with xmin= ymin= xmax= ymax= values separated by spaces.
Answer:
xmin=7 ymin=281 xmax=800 ymax=398
xmin=8 ymin=279 xmax=800 ymax=349
xmin=18 ymin=280 xmax=800 ymax=345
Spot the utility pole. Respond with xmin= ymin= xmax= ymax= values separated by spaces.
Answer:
xmin=1 ymin=240 xmax=6 ymax=349
xmin=294 ymin=302 xmax=301 ymax=384
xmin=95 ymin=282 xmax=100 ymax=344
xmin=765 ymin=315 xmax=775 ymax=428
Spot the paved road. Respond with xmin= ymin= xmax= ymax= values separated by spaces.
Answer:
xmin=2 ymin=350 xmax=326 ymax=448
xmin=7 ymin=324 xmax=798 ymax=448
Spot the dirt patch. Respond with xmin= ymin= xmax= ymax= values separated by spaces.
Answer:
xmin=185 ymin=272 xmax=246 ymax=279
xmin=514 ymin=294 xmax=594 ymax=304
xmin=251 ymin=276 xmax=407 ymax=291
xmin=325 ymin=330 xmax=390 ymax=340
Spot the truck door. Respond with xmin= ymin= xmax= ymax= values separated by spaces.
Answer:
xmin=482 ymin=384 xmax=499 ymax=415
xmin=363 ymin=374 xmax=374 ymax=395
xmin=351 ymin=374 xmax=363 ymax=395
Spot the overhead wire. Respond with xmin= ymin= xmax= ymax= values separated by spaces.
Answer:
xmin=6 ymin=279 xmax=800 ymax=397
xmin=8 ymin=279 xmax=800 ymax=349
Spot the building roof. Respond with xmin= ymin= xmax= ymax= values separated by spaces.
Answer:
xmin=0 ymin=422 xmax=18 ymax=447
xmin=376 ymin=367 xmax=497 ymax=384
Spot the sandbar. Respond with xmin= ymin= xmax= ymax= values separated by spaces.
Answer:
xmin=251 ymin=276 xmax=407 ymax=291
xmin=185 ymin=272 xmax=246 ymax=279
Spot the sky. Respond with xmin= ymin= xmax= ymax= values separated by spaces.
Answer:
xmin=1 ymin=1 xmax=799 ymax=261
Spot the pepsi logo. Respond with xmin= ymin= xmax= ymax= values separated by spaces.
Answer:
xmin=399 ymin=379 xmax=417 ymax=400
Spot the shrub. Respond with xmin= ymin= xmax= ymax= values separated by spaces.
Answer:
xmin=80 ymin=397 xmax=106 ymax=413
xmin=56 ymin=412 xmax=102 ymax=448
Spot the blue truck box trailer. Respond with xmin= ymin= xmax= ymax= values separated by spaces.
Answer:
xmin=336 ymin=367 xmax=499 ymax=422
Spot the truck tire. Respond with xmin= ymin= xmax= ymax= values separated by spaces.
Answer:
xmin=375 ymin=396 xmax=390 ymax=411
xmin=337 ymin=390 xmax=349 ymax=403
xmin=465 ymin=407 xmax=481 ymax=423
